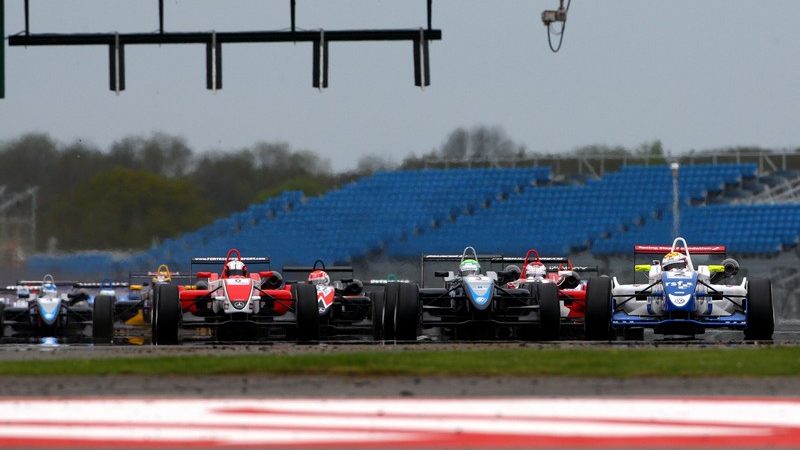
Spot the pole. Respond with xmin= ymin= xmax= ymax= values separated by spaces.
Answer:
xmin=0 ymin=0 xmax=4 ymax=99
xmin=427 ymin=0 xmax=432 ymax=30
xmin=159 ymin=0 xmax=164 ymax=35
xmin=30 ymin=187 xmax=37 ymax=251
xmin=671 ymin=162 xmax=680 ymax=238
xmin=290 ymin=0 xmax=296 ymax=32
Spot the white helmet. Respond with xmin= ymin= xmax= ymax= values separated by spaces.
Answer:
xmin=226 ymin=259 xmax=246 ymax=277
xmin=525 ymin=262 xmax=547 ymax=280
xmin=459 ymin=259 xmax=481 ymax=277
xmin=662 ymin=252 xmax=688 ymax=271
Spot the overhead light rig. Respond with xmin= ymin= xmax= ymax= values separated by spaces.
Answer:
xmin=7 ymin=0 xmax=441 ymax=93
xmin=541 ymin=0 xmax=571 ymax=53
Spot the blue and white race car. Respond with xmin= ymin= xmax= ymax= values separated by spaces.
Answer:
xmin=0 ymin=274 xmax=115 ymax=341
xmin=383 ymin=247 xmax=561 ymax=341
xmin=584 ymin=237 xmax=774 ymax=340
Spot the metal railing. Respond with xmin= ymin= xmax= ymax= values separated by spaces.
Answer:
xmin=407 ymin=152 xmax=800 ymax=177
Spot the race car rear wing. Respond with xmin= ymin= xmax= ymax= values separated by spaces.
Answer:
xmin=17 ymin=280 xmax=79 ymax=287
xmin=489 ymin=256 xmax=598 ymax=273
xmin=282 ymin=265 xmax=355 ymax=283
xmin=422 ymin=254 xmax=503 ymax=261
xmin=73 ymin=282 xmax=130 ymax=289
xmin=421 ymin=254 xmax=502 ymax=286
xmin=129 ymin=272 xmax=193 ymax=280
xmin=1 ymin=285 xmax=30 ymax=292
xmin=191 ymin=257 xmax=271 ymax=264
xmin=491 ymin=256 xmax=570 ymax=264
xmin=634 ymin=245 xmax=726 ymax=254
xmin=365 ymin=278 xmax=412 ymax=286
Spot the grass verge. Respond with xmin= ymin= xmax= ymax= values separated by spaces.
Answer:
xmin=2 ymin=346 xmax=800 ymax=377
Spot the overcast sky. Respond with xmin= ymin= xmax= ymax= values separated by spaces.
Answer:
xmin=1 ymin=0 xmax=799 ymax=170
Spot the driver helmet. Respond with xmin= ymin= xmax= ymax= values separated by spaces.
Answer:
xmin=308 ymin=270 xmax=330 ymax=286
xmin=459 ymin=259 xmax=481 ymax=277
xmin=525 ymin=262 xmax=547 ymax=280
xmin=154 ymin=265 xmax=172 ymax=283
xmin=41 ymin=282 xmax=57 ymax=295
xmin=662 ymin=251 xmax=688 ymax=271
xmin=225 ymin=259 xmax=246 ymax=277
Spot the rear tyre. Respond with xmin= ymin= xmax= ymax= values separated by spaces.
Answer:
xmin=744 ymin=277 xmax=774 ymax=340
xmin=294 ymin=284 xmax=319 ymax=342
xmin=0 ymin=304 xmax=5 ymax=338
xmin=393 ymin=283 xmax=420 ymax=341
xmin=536 ymin=283 xmax=561 ymax=340
xmin=584 ymin=278 xmax=613 ymax=340
xmin=152 ymin=285 xmax=180 ymax=345
xmin=92 ymin=295 xmax=115 ymax=343
xmin=369 ymin=291 xmax=385 ymax=340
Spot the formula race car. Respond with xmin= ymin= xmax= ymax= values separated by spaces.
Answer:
xmin=584 ymin=237 xmax=774 ymax=340
xmin=282 ymin=261 xmax=381 ymax=339
xmin=151 ymin=249 xmax=318 ymax=343
xmin=120 ymin=264 xmax=192 ymax=327
xmin=383 ymin=247 xmax=561 ymax=341
xmin=499 ymin=249 xmax=599 ymax=333
xmin=72 ymin=279 xmax=131 ymax=325
xmin=0 ymin=275 xmax=115 ymax=342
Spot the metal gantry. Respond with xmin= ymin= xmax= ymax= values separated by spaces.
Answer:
xmin=7 ymin=0 xmax=442 ymax=92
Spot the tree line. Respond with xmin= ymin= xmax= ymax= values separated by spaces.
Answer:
xmin=0 ymin=133 xmax=341 ymax=251
xmin=1 ymin=128 xmax=795 ymax=252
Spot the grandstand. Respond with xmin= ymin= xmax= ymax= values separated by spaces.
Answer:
xmin=26 ymin=163 xmax=800 ymax=296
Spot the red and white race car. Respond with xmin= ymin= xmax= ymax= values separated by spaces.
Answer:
xmin=499 ymin=249 xmax=599 ymax=334
xmin=282 ymin=261 xmax=382 ymax=339
xmin=151 ymin=249 xmax=319 ymax=343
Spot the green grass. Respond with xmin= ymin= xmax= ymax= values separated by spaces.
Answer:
xmin=3 ymin=346 xmax=800 ymax=377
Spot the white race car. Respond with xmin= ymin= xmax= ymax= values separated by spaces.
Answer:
xmin=585 ymin=237 xmax=774 ymax=340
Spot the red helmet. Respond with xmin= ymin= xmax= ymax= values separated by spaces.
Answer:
xmin=308 ymin=270 xmax=330 ymax=286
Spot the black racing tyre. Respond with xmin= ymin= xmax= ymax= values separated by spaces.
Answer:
xmin=293 ymin=283 xmax=319 ymax=342
xmin=393 ymin=283 xmax=421 ymax=341
xmin=382 ymin=284 xmax=398 ymax=340
xmin=584 ymin=278 xmax=613 ymax=340
xmin=0 ymin=303 xmax=5 ymax=338
xmin=370 ymin=291 xmax=385 ymax=340
xmin=92 ymin=295 xmax=115 ymax=343
xmin=148 ymin=285 xmax=161 ymax=332
xmin=536 ymin=283 xmax=561 ymax=340
xmin=152 ymin=285 xmax=180 ymax=345
xmin=744 ymin=277 xmax=774 ymax=340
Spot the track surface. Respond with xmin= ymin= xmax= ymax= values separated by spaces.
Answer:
xmin=1 ymin=325 xmax=799 ymax=449
xmin=2 ymin=397 xmax=800 ymax=448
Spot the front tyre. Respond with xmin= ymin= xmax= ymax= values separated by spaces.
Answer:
xmin=382 ymin=284 xmax=398 ymax=340
xmin=294 ymin=284 xmax=319 ymax=342
xmin=536 ymin=283 xmax=561 ymax=340
xmin=92 ymin=295 xmax=115 ymax=343
xmin=392 ymin=283 xmax=420 ymax=341
xmin=584 ymin=278 xmax=613 ymax=340
xmin=152 ymin=285 xmax=180 ymax=345
xmin=744 ymin=277 xmax=774 ymax=340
